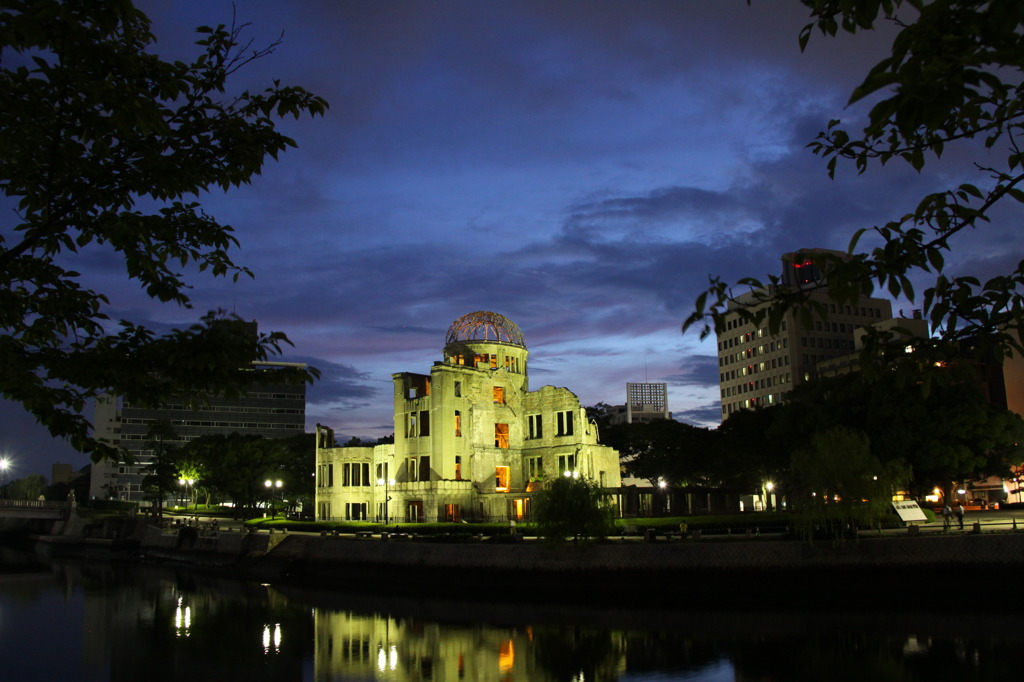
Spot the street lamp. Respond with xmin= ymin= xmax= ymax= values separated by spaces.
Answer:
xmin=377 ymin=477 xmax=395 ymax=523
xmin=765 ymin=481 xmax=775 ymax=512
xmin=178 ymin=478 xmax=195 ymax=510
xmin=0 ymin=457 xmax=9 ymax=499
xmin=264 ymin=479 xmax=283 ymax=519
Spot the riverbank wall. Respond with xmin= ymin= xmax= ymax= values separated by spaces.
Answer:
xmin=102 ymin=524 xmax=1024 ymax=607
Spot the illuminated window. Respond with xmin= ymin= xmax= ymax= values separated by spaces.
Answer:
xmin=455 ymin=455 xmax=462 ymax=481
xmin=495 ymin=466 xmax=510 ymax=491
xmin=454 ymin=410 xmax=462 ymax=437
xmin=493 ymin=386 xmax=505 ymax=404
xmin=495 ymin=423 xmax=509 ymax=448
xmin=445 ymin=504 xmax=461 ymax=522
xmin=499 ymin=639 xmax=515 ymax=673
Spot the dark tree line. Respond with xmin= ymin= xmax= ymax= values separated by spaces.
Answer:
xmin=140 ymin=422 xmax=314 ymax=518
xmin=595 ymin=366 xmax=1024 ymax=504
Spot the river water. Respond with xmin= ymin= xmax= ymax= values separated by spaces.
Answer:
xmin=0 ymin=547 xmax=1020 ymax=682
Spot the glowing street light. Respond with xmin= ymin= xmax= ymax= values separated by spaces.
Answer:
xmin=0 ymin=457 xmax=10 ymax=499
xmin=764 ymin=481 xmax=775 ymax=512
xmin=178 ymin=478 xmax=195 ymax=510
xmin=377 ymin=477 xmax=395 ymax=523
xmin=264 ymin=479 xmax=283 ymax=519
xmin=657 ymin=477 xmax=669 ymax=515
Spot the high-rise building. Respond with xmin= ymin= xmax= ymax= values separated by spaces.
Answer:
xmin=314 ymin=311 xmax=621 ymax=523
xmin=88 ymin=321 xmax=307 ymax=503
xmin=609 ymin=382 xmax=672 ymax=424
xmin=716 ymin=249 xmax=893 ymax=420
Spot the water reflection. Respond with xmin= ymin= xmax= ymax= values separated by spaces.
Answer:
xmin=0 ymin=549 xmax=1022 ymax=682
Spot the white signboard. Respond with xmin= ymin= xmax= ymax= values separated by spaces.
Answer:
xmin=892 ymin=500 xmax=928 ymax=523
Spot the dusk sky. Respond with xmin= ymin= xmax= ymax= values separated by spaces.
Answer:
xmin=3 ymin=1 xmax=1020 ymax=479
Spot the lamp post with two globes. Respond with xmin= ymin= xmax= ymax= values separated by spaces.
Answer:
xmin=264 ymin=479 xmax=283 ymax=519
xmin=178 ymin=478 xmax=195 ymax=510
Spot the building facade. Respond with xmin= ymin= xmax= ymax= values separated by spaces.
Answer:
xmin=89 ymin=360 xmax=307 ymax=503
xmin=315 ymin=311 xmax=622 ymax=523
xmin=625 ymin=382 xmax=671 ymax=423
xmin=716 ymin=249 xmax=893 ymax=420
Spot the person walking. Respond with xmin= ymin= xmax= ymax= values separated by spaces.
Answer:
xmin=942 ymin=503 xmax=953 ymax=531
xmin=955 ymin=503 xmax=965 ymax=530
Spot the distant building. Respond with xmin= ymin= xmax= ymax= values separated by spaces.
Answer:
xmin=817 ymin=312 xmax=931 ymax=377
xmin=716 ymin=249 xmax=894 ymax=420
xmin=51 ymin=462 xmax=80 ymax=486
xmin=89 ymin=321 xmax=307 ymax=503
xmin=606 ymin=383 xmax=672 ymax=425
xmin=315 ymin=311 xmax=621 ymax=523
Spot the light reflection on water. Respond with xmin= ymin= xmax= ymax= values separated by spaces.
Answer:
xmin=0 ymin=550 xmax=1021 ymax=682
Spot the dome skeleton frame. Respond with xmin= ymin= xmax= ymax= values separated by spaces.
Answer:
xmin=444 ymin=311 xmax=525 ymax=347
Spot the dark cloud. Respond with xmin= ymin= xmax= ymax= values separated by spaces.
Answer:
xmin=285 ymin=356 xmax=378 ymax=409
xmin=663 ymin=355 xmax=721 ymax=389
xmin=674 ymin=404 xmax=723 ymax=427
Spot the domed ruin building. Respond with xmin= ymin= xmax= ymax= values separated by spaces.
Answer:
xmin=315 ymin=311 xmax=621 ymax=522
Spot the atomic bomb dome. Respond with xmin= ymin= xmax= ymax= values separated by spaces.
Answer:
xmin=444 ymin=311 xmax=525 ymax=347
xmin=315 ymin=309 xmax=622 ymax=526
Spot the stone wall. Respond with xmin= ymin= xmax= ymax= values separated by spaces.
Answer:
xmin=131 ymin=528 xmax=1024 ymax=606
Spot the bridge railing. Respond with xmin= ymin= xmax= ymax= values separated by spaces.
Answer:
xmin=0 ymin=499 xmax=71 ymax=510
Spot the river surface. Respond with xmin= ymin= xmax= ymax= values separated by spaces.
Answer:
xmin=0 ymin=546 xmax=1020 ymax=681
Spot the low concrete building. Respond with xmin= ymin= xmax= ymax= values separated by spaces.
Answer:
xmin=315 ymin=311 xmax=622 ymax=523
